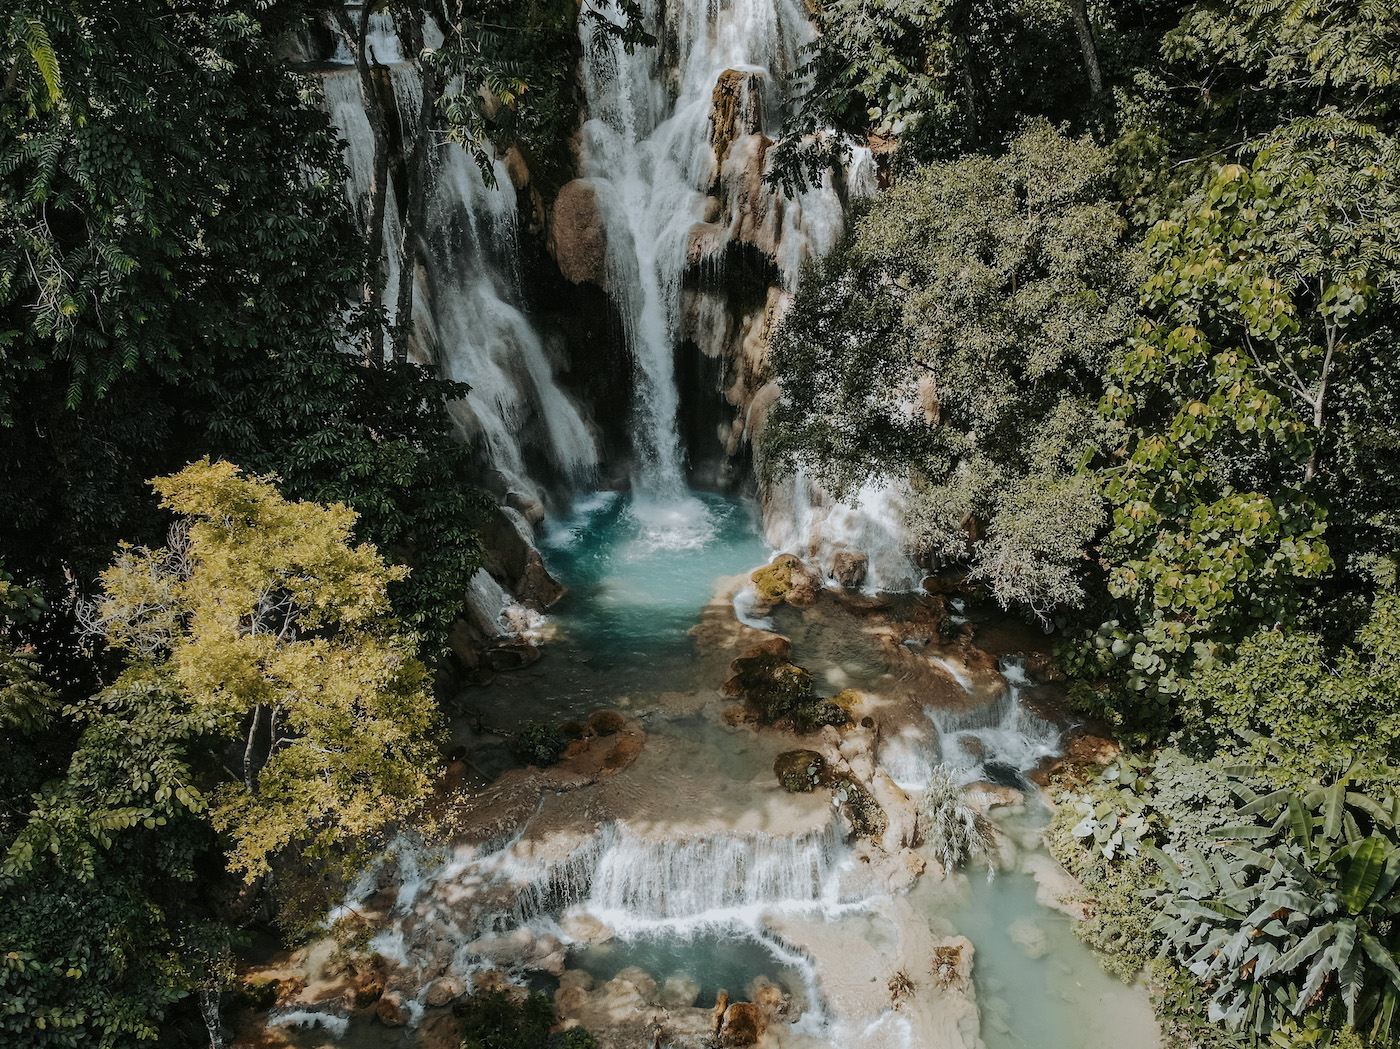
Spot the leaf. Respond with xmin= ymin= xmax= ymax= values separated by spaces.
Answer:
xmin=1339 ymin=837 xmax=1393 ymax=913
xmin=1259 ymin=922 xmax=1335 ymax=980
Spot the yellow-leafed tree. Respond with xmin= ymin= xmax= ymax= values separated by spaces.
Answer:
xmin=83 ymin=458 xmax=439 ymax=882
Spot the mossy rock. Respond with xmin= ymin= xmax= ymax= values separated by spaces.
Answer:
xmin=774 ymin=750 xmax=826 ymax=792
xmin=832 ymin=776 xmax=888 ymax=839
xmin=588 ymin=710 xmax=626 ymax=736
xmin=726 ymin=653 xmax=849 ymax=730
xmin=831 ymin=689 xmax=862 ymax=714
xmin=750 ymin=553 xmax=802 ymax=603
xmin=561 ymin=720 xmax=588 ymax=740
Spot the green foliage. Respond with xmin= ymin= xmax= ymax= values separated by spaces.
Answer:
xmin=0 ymin=2 xmax=489 ymax=657
xmin=770 ymin=0 xmax=1099 ymax=185
xmin=1090 ymin=119 xmax=1400 ymax=718
xmin=511 ymin=721 xmax=567 ymax=767
xmin=1150 ymin=778 xmax=1400 ymax=1043
xmin=764 ymin=122 xmax=1142 ymax=616
xmin=1166 ymin=0 xmax=1400 ymax=121
xmin=1181 ymin=582 xmax=1400 ymax=787
xmin=432 ymin=0 xmax=651 ymax=200
xmin=82 ymin=460 xmax=440 ymax=883
xmin=0 ymin=669 xmax=220 ymax=1048
xmin=453 ymin=988 xmax=589 ymax=1049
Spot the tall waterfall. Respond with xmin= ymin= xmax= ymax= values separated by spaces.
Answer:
xmin=322 ymin=63 xmax=599 ymax=508
xmin=577 ymin=0 xmax=870 ymax=500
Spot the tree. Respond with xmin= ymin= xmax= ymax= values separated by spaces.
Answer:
xmin=1180 ymin=564 xmax=1400 ymax=788
xmin=762 ymin=122 xmax=1144 ymax=615
xmin=769 ymin=0 xmax=1113 ymax=188
xmin=81 ymin=459 xmax=440 ymax=882
xmin=1090 ymin=117 xmax=1400 ymax=710
xmin=0 ymin=1 xmax=494 ymax=660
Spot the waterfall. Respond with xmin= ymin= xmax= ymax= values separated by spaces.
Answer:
xmin=509 ymin=819 xmax=845 ymax=926
xmin=577 ymin=0 xmax=869 ymax=502
xmin=322 ymin=61 xmax=599 ymax=508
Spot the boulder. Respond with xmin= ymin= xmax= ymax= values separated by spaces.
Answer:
xmin=480 ymin=506 xmax=566 ymax=610
xmin=662 ymin=974 xmax=700 ymax=1009
xmin=827 ymin=550 xmax=869 ymax=590
xmin=375 ymin=992 xmax=408 ymax=1026
xmin=718 ymin=1001 xmax=767 ymax=1047
xmin=423 ymin=976 xmax=464 ymax=1008
xmin=588 ymin=709 xmax=627 ymax=736
xmin=548 ymin=179 xmax=611 ymax=290
xmin=773 ymin=750 xmax=826 ymax=792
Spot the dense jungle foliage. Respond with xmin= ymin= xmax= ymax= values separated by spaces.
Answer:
xmin=2 ymin=0 xmax=1399 ymax=1047
xmin=0 ymin=0 xmax=647 ymax=1044
xmin=765 ymin=1 xmax=1400 ymax=1045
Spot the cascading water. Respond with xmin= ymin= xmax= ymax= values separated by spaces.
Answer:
xmin=322 ymin=60 xmax=599 ymax=509
xmin=576 ymin=0 xmax=870 ymax=506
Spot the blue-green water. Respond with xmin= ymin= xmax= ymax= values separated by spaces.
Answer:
xmin=540 ymin=490 xmax=770 ymax=661
xmin=567 ymin=926 xmax=803 ymax=1009
xmin=462 ymin=491 xmax=771 ymax=731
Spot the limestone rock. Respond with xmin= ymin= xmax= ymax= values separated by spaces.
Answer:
xmin=827 ymin=550 xmax=869 ymax=590
xmin=718 ymin=1001 xmax=766 ymax=1046
xmin=423 ymin=976 xmax=464 ymax=1008
xmin=710 ymin=69 xmax=765 ymax=169
xmin=375 ymin=992 xmax=408 ymax=1026
xmin=662 ymin=973 xmax=700 ymax=1009
xmin=548 ymin=179 xmax=611 ymax=290
xmin=1009 ymin=919 xmax=1049 ymax=959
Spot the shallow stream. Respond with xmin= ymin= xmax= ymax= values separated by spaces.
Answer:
xmin=440 ymin=491 xmax=1159 ymax=1049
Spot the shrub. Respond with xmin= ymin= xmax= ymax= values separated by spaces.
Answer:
xmin=919 ymin=765 xmax=995 ymax=872
xmin=511 ymin=722 xmax=566 ymax=767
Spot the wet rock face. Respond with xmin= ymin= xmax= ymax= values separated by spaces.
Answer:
xmin=827 ymin=550 xmax=869 ymax=590
xmin=710 ymin=69 xmax=765 ymax=169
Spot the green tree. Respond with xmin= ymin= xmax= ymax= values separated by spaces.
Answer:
xmin=1090 ymin=118 xmax=1400 ymax=711
xmin=1181 ymin=566 xmax=1400 ymax=787
xmin=763 ymin=122 xmax=1143 ymax=615
xmin=80 ymin=459 xmax=440 ymax=883
xmin=0 ymin=1 xmax=493 ymax=658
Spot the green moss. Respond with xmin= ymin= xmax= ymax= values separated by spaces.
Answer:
xmin=587 ymin=710 xmax=626 ymax=736
xmin=774 ymin=750 xmax=826 ymax=792
xmin=750 ymin=554 xmax=801 ymax=603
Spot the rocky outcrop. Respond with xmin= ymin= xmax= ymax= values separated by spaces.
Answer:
xmin=826 ymin=551 xmax=868 ymax=590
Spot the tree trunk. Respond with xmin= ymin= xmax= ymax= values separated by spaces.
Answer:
xmin=334 ymin=7 xmax=393 ymax=362
xmin=1067 ymin=0 xmax=1104 ymax=99
xmin=390 ymin=13 xmax=441 ymax=365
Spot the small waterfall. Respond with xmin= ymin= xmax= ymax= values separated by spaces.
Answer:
xmin=509 ymin=820 xmax=845 ymax=926
xmin=321 ymin=57 xmax=599 ymax=507
xmin=930 ymin=656 xmax=1062 ymax=787
xmin=764 ymin=470 xmax=922 ymax=591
